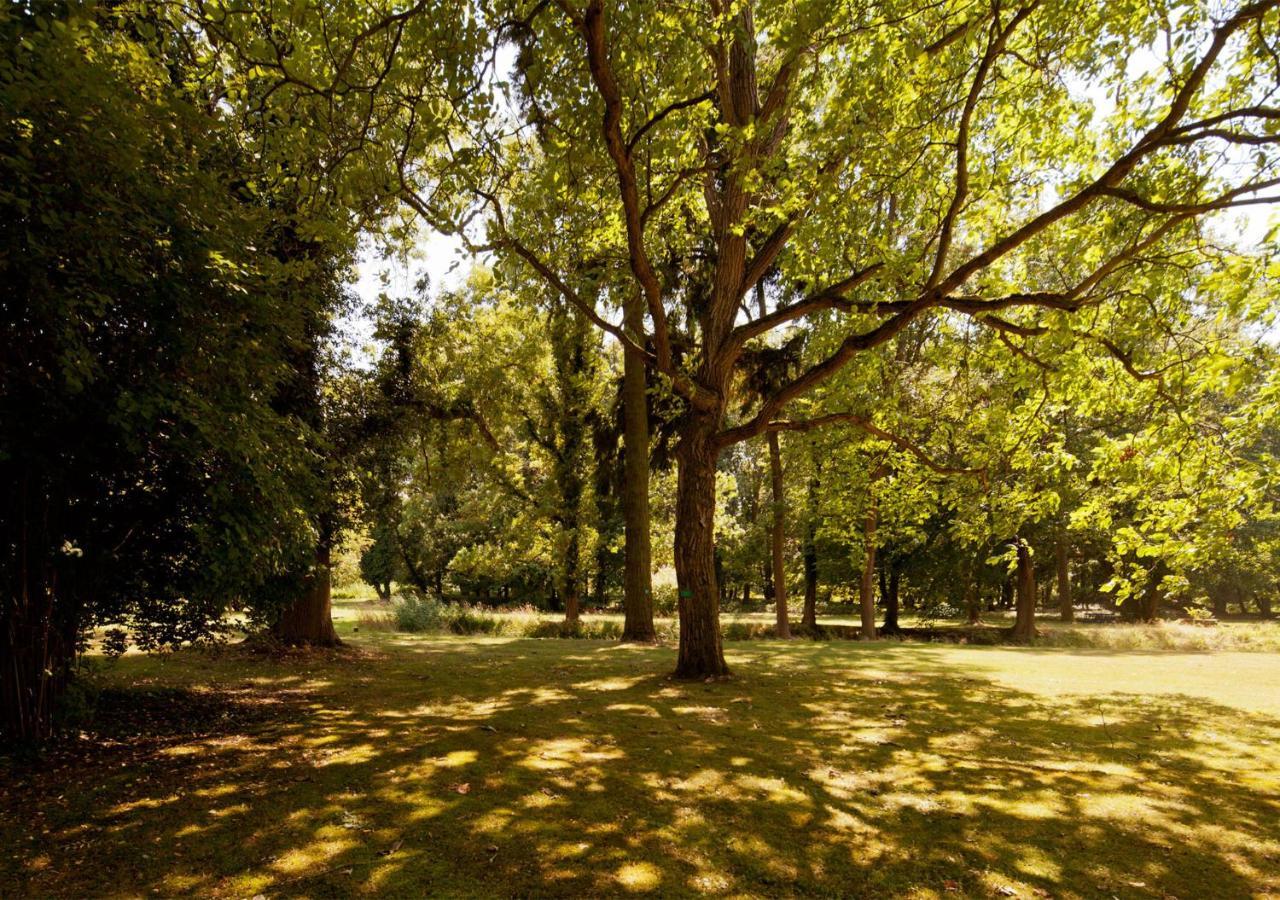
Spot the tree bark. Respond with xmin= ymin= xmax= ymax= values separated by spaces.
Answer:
xmin=1143 ymin=561 xmax=1166 ymax=622
xmin=965 ymin=579 xmax=981 ymax=625
xmin=1056 ymin=533 xmax=1072 ymax=622
xmin=801 ymin=472 xmax=819 ymax=631
xmin=859 ymin=491 xmax=878 ymax=640
xmin=1010 ymin=539 xmax=1036 ymax=642
xmin=881 ymin=566 xmax=901 ymax=633
xmin=620 ymin=294 xmax=656 ymax=641
xmin=767 ymin=430 xmax=790 ymax=638
xmin=673 ymin=418 xmax=729 ymax=678
xmin=273 ymin=541 xmax=340 ymax=646
xmin=563 ymin=525 xmax=582 ymax=626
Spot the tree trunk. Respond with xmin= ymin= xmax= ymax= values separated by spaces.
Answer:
xmin=859 ymin=493 xmax=878 ymax=640
xmin=563 ymin=525 xmax=582 ymax=626
xmin=965 ymin=578 xmax=981 ymax=625
xmin=274 ymin=541 xmax=340 ymax=646
xmin=1212 ymin=592 xmax=1227 ymax=620
xmin=2 ymin=481 xmax=78 ymax=744
xmin=673 ymin=419 xmax=729 ymax=679
xmin=1143 ymin=561 xmax=1166 ymax=622
xmin=798 ymin=471 xmax=819 ymax=634
xmin=882 ymin=566 xmax=901 ymax=633
xmin=1056 ymin=533 xmax=1073 ymax=622
xmin=620 ymin=295 xmax=656 ymax=641
xmin=1010 ymin=540 xmax=1036 ymax=642
xmin=767 ymin=430 xmax=790 ymax=638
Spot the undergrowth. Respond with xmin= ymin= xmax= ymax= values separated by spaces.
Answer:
xmin=356 ymin=594 xmax=1280 ymax=650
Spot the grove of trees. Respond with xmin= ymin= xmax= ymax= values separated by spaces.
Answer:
xmin=2 ymin=0 xmax=1278 ymax=742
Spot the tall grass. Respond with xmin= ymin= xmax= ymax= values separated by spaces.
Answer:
xmin=1034 ymin=619 xmax=1280 ymax=652
xmin=360 ymin=595 xmax=1280 ymax=651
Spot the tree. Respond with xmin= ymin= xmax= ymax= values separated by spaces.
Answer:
xmin=0 ymin=7 xmax=340 ymax=739
xmin=458 ymin=0 xmax=1280 ymax=677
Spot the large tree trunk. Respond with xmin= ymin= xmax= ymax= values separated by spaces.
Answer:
xmin=1056 ymin=533 xmax=1073 ymax=622
xmin=1010 ymin=540 xmax=1036 ymax=642
xmin=673 ymin=419 xmax=729 ymax=679
xmin=801 ymin=477 xmax=819 ymax=631
xmin=859 ymin=493 xmax=878 ymax=640
xmin=274 ymin=541 xmax=340 ymax=646
xmin=767 ymin=430 xmax=790 ymax=638
xmin=620 ymin=295 xmax=656 ymax=641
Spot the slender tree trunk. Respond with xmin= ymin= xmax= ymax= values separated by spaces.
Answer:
xmin=1056 ymin=533 xmax=1073 ymax=622
xmin=859 ymin=492 xmax=878 ymax=640
xmin=673 ymin=418 xmax=729 ymax=679
xmin=801 ymin=482 xmax=819 ymax=631
xmin=274 ymin=540 xmax=340 ymax=646
xmin=620 ymin=295 xmax=656 ymax=641
xmin=965 ymin=579 xmax=981 ymax=625
xmin=563 ymin=527 xmax=582 ymax=626
xmin=2 ymin=480 xmax=78 ymax=744
xmin=1144 ymin=561 xmax=1166 ymax=622
xmin=767 ymin=430 xmax=790 ymax=638
xmin=1010 ymin=539 xmax=1036 ymax=642
xmin=882 ymin=566 xmax=901 ymax=633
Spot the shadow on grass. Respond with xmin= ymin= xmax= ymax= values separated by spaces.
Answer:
xmin=2 ymin=638 xmax=1278 ymax=897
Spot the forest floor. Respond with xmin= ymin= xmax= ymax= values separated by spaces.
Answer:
xmin=3 ymin=617 xmax=1279 ymax=898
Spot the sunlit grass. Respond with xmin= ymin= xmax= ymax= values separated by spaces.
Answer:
xmin=2 ymin=631 xmax=1278 ymax=897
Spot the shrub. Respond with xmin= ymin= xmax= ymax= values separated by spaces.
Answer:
xmin=392 ymin=593 xmax=449 ymax=633
xmin=651 ymin=583 xmax=679 ymax=616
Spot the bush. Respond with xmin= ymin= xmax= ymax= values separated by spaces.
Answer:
xmin=651 ymin=583 xmax=679 ymax=616
xmin=392 ymin=593 xmax=449 ymax=633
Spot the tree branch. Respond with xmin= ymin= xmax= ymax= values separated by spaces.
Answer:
xmin=768 ymin=413 xmax=987 ymax=482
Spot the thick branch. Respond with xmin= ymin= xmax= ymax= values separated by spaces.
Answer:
xmin=927 ymin=4 xmax=1037 ymax=290
xmin=768 ymin=413 xmax=986 ymax=482
xmin=578 ymin=0 xmax=674 ymax=372
xmin=932 ymin=0 xmax=1279 ymax=298
xmin=725 ymin=262 xmax=885 ymax=351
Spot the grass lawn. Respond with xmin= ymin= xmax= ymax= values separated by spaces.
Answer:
xmin=3 ymin=626 xmax=1278 ymax=898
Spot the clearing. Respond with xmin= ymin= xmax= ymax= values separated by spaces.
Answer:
xmin=2 ymin=628 xmax=1278 ymax=898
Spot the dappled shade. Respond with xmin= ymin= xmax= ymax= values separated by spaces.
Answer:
xmin=3 ymin=638 xmax=1277 ymax=897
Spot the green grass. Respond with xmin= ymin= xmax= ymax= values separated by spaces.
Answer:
xmin=3 ymin=627 xmax=1279 ymax=898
